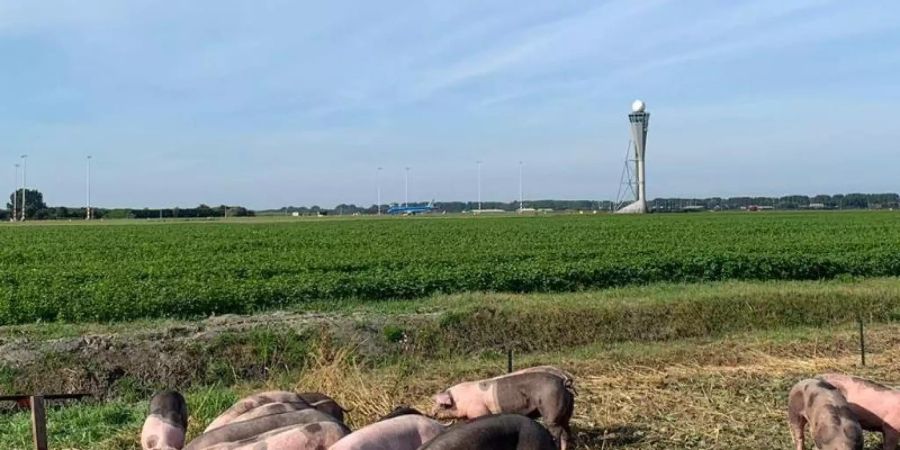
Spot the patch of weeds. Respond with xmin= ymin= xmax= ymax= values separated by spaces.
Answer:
xmin=382 ymin=325 xmax=405 ymax=343
xmin=0 ymin=365 xmax=19 ymax=392
xmin=107 ymin=375 xmax=151 ymax=403
xmin=438 ymin=310 xmax=467 ymax=328
xmin=246 ymin=329 xmax=311 ymax=369
xmin=202 ymin=329 xmax=313 ymax=385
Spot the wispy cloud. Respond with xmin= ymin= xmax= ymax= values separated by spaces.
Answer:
xmin=0 ymin=0 xmax=136 ymax=34
xmin=1 ymin=1 xmax=898 ymax=207
xmin=408 ymin=0 xmax=671 ymax=101
xmin=611 ymin=1 xmax=897 ymax=82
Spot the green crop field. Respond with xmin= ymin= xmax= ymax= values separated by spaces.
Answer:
xmin=1 ymin=211 xmax=899 ymax=325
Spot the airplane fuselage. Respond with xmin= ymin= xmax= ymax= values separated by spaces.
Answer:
xmin=386 ymin=206 xmax=433 ymax=215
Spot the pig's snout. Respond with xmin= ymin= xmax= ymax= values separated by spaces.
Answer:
xmin=431 ymin=391 xmax=456 ymax=419
xmin=430 ymin=405 xmax=445 ymax=418
xmin=430 ymin=404 xmax=456 ymax=420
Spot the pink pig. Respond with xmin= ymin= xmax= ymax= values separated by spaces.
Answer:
xmin=229 ymin=401 xmax=310 ymax=424
xmin=203 ymin=421 xmax=348 ymax=450
xmin=819 ymin=373 xmax=900 ymax=450
xmin=141 ymin=391 xmax=188 ymax=450
xmin=502 ymin=366 xmax=576 ymax=392
xmin=204 ymin=391 xmax=309 ymax=432
xmin=432 ymin=371 xmax=573 ymax=450
xmin=328 ymin=413 xmax=444 ymax=450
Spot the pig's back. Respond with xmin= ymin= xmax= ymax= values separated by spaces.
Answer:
xmin=238 ymin=422 xmax=347 ymax=449
xmin=819 ymin=373 xmax=900 ymax=430
xmin=330 ymin=415 xmax=444 ymax=450
xmin=418 ymin=414 xmax=555 ymax=450
xmin=205 ymin=391 xmax=307 ymax=432
xmin=231 ymin=401 xmax=310 ymax=424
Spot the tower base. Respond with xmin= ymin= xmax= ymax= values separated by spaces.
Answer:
xmin=615 ymin=200 xmax=648 ymax=214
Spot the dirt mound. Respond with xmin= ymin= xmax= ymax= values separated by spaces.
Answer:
xmin=0 ymin=312 xmax=366 ymax=398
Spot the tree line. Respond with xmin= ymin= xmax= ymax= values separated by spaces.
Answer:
xmin=3 ymin=189 xmax=253 ymax=221
xmin=649 ymin=193 xmax=899 ymax=211
xmin=266 ymin=200 xmax=614 ymax=216
xmin=4 ymin=189 xmax=897 ymax=221
xmin=266 ymin=193 xmax=900 ymax=216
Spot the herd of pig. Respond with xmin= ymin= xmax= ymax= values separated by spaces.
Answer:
xmin=139 ymin=364 xmax=900 ymax=450
xmin=789 ymin=373 xmax=900 ymax=450
xmin=141 ymin=365 xmax=575 ymax=450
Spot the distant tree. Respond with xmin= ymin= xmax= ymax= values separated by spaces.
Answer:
xmin=811 ymin=194 xmax=832 ymax=205
xmin=7 ymin=189 xmax=48 ymax=220
xmin=843 ymin=193 xmax=869 ymax=209
xmin=196 ymin=204 xmax=214 ymax=217
xmin=104 ymin=209 xmax=133 ymax=219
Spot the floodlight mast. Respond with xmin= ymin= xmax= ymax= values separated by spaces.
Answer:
xmin=12 ymin=164 xmax=19 ymax=222
xmin=376 ymin=167 xmax=382 ymax=215
xmin=19 ymin=154 xmax=27 ymax=221
xmin=518 ymin=161 xmax=523 ymax=212
xmin=86 ymin=155 xmax=92 ymax=220
xmin=404 ymin=167 xmax=410 ymax=207
xmin=477 ymin=160 xmax=482 ymax=211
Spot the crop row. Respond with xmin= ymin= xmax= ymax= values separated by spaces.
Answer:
xmin=1 ymin=212 xmax=899 ymax=324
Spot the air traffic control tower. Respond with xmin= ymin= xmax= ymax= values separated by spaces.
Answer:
xmin=616 ymin=100 xmax=650 ymax=213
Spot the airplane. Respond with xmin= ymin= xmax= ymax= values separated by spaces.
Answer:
xmin=386 ymin=200 xmax=435 ymax=215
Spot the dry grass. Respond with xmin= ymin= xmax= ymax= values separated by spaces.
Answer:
xmin=283 ymin=345 xmax=455 ymax=429
xmin=9 ymin=322 xmax=900 ymax=449
xmin=290 ymin=346 xmax=404 ymax=428
xmin=553 ymin=324 xmax=900 ymax=449
xmin=246 ymin=323 xmax=900 ymax=450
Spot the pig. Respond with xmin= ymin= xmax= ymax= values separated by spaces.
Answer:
xmin=230 ymin=401 xmax=310 ymax=424
xmin=298 ymin=392 xmax=348 ymax=422
xmin=379 ymin=405 xmax=424 ymax=421
xmin=202 ymin=422 xmax=348 ymax=450
xmin=502 ymin=366 xmax=576 ymax=394
xmin=204 ymin=391 xmax=310 ymax=432
xmin=328 ymin=414 xmax=445 ymax=450
xmin=788 ymin=378 xmax=863 ymax=450
xmin=432 ymin=372 xmax=573 ymax=450
xmin=818 ymin=373 xmax=900 ymax=450
xmin=185 ymin=409 xmax=344 ymax=450
xmin=141 ymin=390 xmax=188 ymax=450
xmin=417 ymin=413 xmax=556 ymax=450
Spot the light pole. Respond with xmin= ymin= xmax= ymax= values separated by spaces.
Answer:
xmin=376 ymin=167 xmax=382 ymax=215
xmin=518 ymin=161 xmax=523 ymax=212
xmin=404 ymin=167 xmax=410 ymax=207
xmin=12 ymin=163 xmax=19 ymax=222
xmin=86 ymin=155 xmax=92 ymax=220
xmin=19 ymin=154 xmax=27 ymax=222
xmin=477 ymin=160 xmax=482 ymax=212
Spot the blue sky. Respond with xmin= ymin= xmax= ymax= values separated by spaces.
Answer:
xmin=1 ymin=0 xmax=898 ymax=209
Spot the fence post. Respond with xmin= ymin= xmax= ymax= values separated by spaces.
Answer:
xmin=507 ymin=349 xmax=513 ymax=373
xmin=30 ymin=396 xmax=47 ymax=450
xmin=858 ymin=314 xmax=866 ymax=367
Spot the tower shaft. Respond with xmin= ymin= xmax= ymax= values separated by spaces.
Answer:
xmin=617 ymin=105 xmax=650 ymax=214
xmin=630 ymin=111 xmax=649 ymax=205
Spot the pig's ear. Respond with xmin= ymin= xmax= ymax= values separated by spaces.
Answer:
xmin=434 ymin=392 xmax=454 ymax=407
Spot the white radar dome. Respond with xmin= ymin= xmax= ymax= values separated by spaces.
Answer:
xmin=631 ymin=100 xmax=645 ymax=112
